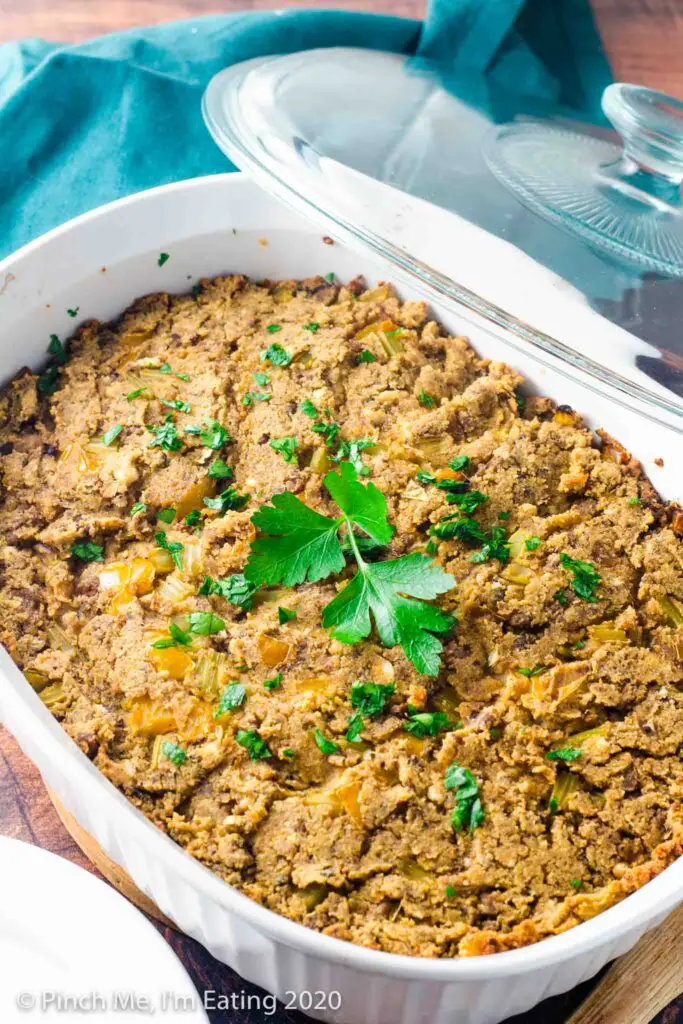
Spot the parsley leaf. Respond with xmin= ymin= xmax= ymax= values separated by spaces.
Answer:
xmin=555 ymin=588 xmax=569 ymax=607
xmin=346 ymin=681 xmax=394 ymax=740
xmin=207 ymin=459 xmax=234 ymax=480
xmin=203 ymin=487 xmax=248 ymax=515
xmin=261 ymin=342 xmax=291 ymax=367
xmin=448 ymin=455 xmax=470 ymax=472
xmin=445 ymin=490 xmax=489 ymax=514
xmin=418 ymin=390 xmax=437 ymax=409
xmin=158 ymin=252 xmax=170 ymax=266
xmin=102 ymin=424 xmax=123 ymax=447
xmin=246 ymin=494 xmax=346 ymax=587
xmin=157 ymin=362 xmax=190 ymax=381
xmin=156 ymin=507 xmax=176 ymax=524
xmin=242 ymin=391 xmax=271 ymax=407
xmin=299 ymin=399 xmax=318 ymax=419
xmin=200 ymin=573 xmax=257 ymax=609
xmin=266 ymin=324 xmax=282 ymax=334
xmin=67 ymin=307 xmax=79 ymax=318
xmin=404 ymin=709 xmax=452 ymax=737
xmin=254 ymin=372 xmax=270 ymax=387
xmin=431 ymin=515 xmax=486 ymax=543
xmin=129 ymin=502 xmax=147 ymax=517
xmin=269 ymin=436 xmax=299 ymax=464
xmin=48 ymin=335 xmax=67 ymax=364
xmin=303 ymin=322 xmax=320 ymax=333
xmin=324 ymin=462 xmax=394 ymax=546
xmin=236 ymin=729 xmax=272 ymax=761
xmin=161 ymin=741 xmax=186 ymax=765
xmin=278 ymin=606 xmax=297 ymax=624
xmin=37 ymin=365 xmax=61 ymax=395
xmin=161 ymin=398 xmax=192 ymax=414
xmin=332 ymin=437 xmax=376 ymax=478
xmin=356 ymin=349 xmax=377 ymax=364
xmin=560 ymin=553 xmax=601 ymax=603
xmin=147 ymin=415 xmax=183 ymax=452
xmin=314 ymin=728 xmax=339 ymax=755
xmin=185 ymin=418 xmax=230 ymax=450
xmin=445 ymin=763 xmax=484 ymax=833
xmin=214 ymin=683 xmax=247 ymax=718
xmin=264 ymin=672 xmax=282 ymax=691
xmin=185 ymin=509 xmax=202 ymax=528
xmin=126 ymin=387 xmax=147 ymax=401
xmin=546 ymin=747 xmax=582 ymax=762
xmin=470 ymin=526 xmax=510 ymax=565
xmin=188 ymin=611 xmax=225 ymax=636
xmin=517 ymin=666 xmax=545 ymax=678
xmin=525 ymin=536 xmax=542 ymax=551
xmin=71 ymin=541 xmax=104 ymax=562
xmin=155 ymin=529 xmax=183 ymax=570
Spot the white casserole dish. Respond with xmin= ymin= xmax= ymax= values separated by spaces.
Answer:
xmin=0 ymin=172 xmax=680 ymax=1024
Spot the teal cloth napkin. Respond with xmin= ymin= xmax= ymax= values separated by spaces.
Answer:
xmin=0 ymin=2 xmax=611 ymax=259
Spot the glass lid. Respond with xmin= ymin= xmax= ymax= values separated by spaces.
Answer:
xmin=202 ymin=47 xmax=683 ymax=432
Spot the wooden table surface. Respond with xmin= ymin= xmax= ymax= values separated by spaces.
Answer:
xmin=1 ymin=1 xmax=683 ymax=1022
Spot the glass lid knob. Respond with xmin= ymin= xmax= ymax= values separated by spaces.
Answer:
xmin=484 ymin=84 xmax=683 ymax=277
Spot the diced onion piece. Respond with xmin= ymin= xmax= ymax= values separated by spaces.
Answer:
xmin=25 ymin=668 xmax=49 ymax=691
xmin=550 ymin=771 xmax=578 ymax=811
xmin=403 ymin=735 xmax=426 ymax=755
xmin=179 ymin=700 xmax=216 ymax=742
xmin=59 ymin=442 xmax=101 ymax=473
xmin=148 ymin=644 xmax=193 ymax=681
xmin=294 ymin=350 xmax=314 ymax=368
xmin=587 ymin=624 xmax=628 ymax=644
xmin=399 ymin=857 xmax=430 ymax=880
xmin=657 ymin=595 xmax=683 ymax=628
xmin=380 ymin=329 xmax=405 ymax=357
xmin=175 ymin=478 xmax=214 ymax=520
xmin=158 ymin=573 xmax=194 ymax=607
xmin=258 ymin=633 xmax=292 ymax=668
xmin=358 ymin=285 xmax=391 ymax=303
xmin=47 ymin=623 xmax=74 ymax=653
xmin=566 ymin=723 xmax=609 ymax=746
xmin=121 ymin=328 xmax=155 ymax=346
xmin=108 ymin=586 xmax=138 ymax=616
xmin=309 ymin=447 xmax=331 ymax=475
xmin=39 ymin=683 xmax=65 ymax=708
xmin=291 ymin=676 xmax=330 ymax=693
xmin=128 ymin=698 xmax=177 ymax=736
xmin=98 ymin=561 xmax=130 ymax=591
xmin=334 ymin=780 xmax=363 ymax=828
xmin=300 ymin=884 xmax=328 ymax=911
xmin=149 ymin=547 xmax=175 ymax=574
xmin=508 ymin=530 xmax=532 ymax=560
xmin=182 ymin=539 xmax=203 ymax=579
xmin=501 ymin=562 xmax=533 ymax=585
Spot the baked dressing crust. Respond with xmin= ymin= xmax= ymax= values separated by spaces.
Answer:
xmin=0 ymin=274 xmax=682 ymax=957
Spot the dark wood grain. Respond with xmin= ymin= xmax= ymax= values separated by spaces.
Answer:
xmin=1 ymin=720 xmax=681 ymax=1024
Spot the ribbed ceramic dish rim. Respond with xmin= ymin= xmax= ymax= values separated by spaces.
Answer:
xmin=0 ymin=173 xmax=681 ymax=984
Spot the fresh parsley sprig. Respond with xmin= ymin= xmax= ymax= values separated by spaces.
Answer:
xmin=245 ymin=463 xmax=456 ymax=675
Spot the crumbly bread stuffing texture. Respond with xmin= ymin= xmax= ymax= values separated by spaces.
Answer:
xmin=1 ymin=273 xmax=682 ymax=957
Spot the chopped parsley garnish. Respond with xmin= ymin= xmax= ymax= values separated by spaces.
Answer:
xmin=156 ymin=507 xmax=176 ymax=524
xmin=264 ymin=672 xmax=282 ymax=691
xmin=574 ymin=640 xmax=586 ymax=649
xmin=48 ymin=334 xmax=67 ymax=364
xmin=157 ymin=362 xmax=190 ymax=381
xmin=498 ymin=511 xmax=511 ymax=521
xmin=559 ymin=553 xmax=601 ymax=603
xmin=203 ymin=486 xmax=248 ymax=515
xmin=303 ymin=322 xmax=320 ymax=333
xmin=525 ymin=536 xmax=542 ymax=551
xmin=155 ymin=529 xmax=183 ymax=570
xmin=214 ymin=683 xmax=247 ymax=717
xmin=269 ymin=437 xmax=298 ymax=464
xmin=425 ymin=539 xmax=438 ymax=556
xmin=418 ymin=390 xmax=437 ymax=409
xmin=147 ymin=415 xmax=183 ymax=452
xmin=404 ymin=709 xmax=452 ymax=737
xmin=161 ymin=398 xmax=192 ymax=414
xmin=445 ymin=763 xmax=484 ymax=833
xmin=549 ymin=797 xmax=559 ymax=814
xmin=191 ymin=284 xmax=202 ymax=299
xmin=207 ymin=458 xmax=234 ymax=480
xmin=245 ymin=463 xmax=455 ymax=675
xmin=546 ymin=747 xmax=582 ymax=762
xmin=470 ymin=526 xmax=510 ymax=565
xmin=417 ymin=470 xmax=436 ymax=486
xmin=628 ymin=496 xmax=642 ymax=506
xmin=445 ymin=885 xmax=457 ymax=899
xmin=312 ymin=419 xmax=341 ymax=447
xmin=446 ymin=490 xmax=489 ymax=515
xmin=516 ymin=666 xmax=545 ymax=678
xmin=555 ymin=588 xmax=569 ymax=607
xmin=102 ymin=424 xmax=123 ymax=447
xmin=158 ymin=252 xmax=170 ymax=267
xmin=324 ymin=272 xmax=335 ymax=283
xmin=37 ymin=365 xmax=61 ymax=395
xmin=346 ymin=680 xmax=395 ymax=741
xmin=314 ymin=728 xmax=339 ymax=755
xmin=67 ymin=307 xmax=79 ymax=318
xmin=71 ymin=541 xmax=104 ymax=562
xmin=161 ymin=741 xmax=186 ymax=765
xmin=236 ymin=729 xmax=272 ymax=761
xmin=151 ymin=621 xmax=192 ymax=648
xmin=126 ymin=387 xmax=147 ymax=401
xmin=129 ymin=502 xmax=147 ymax=517
xmin=333 ymin=438 xmax=376 ymax=478
xmin=242 ymin=390 xmax=272 ymax=407
xmin=278 ymin=606 xmax=297 ymax=624
xmin=261 ymin=342 xmax=291 ymax=366
xmin=185 ymin=418 xmax=230 ymax=450
xmin=188 ymin=611 xmax=225 ymax=635
xmin=515 ymin=393 xmax=526 ymax=415
xmin=448 ymin=455 xmax=470 ymax=472
xmin=254 ymin=372 xmax=270 ymax=386
xmin=570 ymin=879 xmax=583 ymax=890
xmin=299 ymin=399 xmax=318 ymax=418
xmin=184 ymin=509 xmax=202 ymax=528
xmin=356 ymin=349 xmax=377 ymax=364
xmin=199 ymin=573 xmax=257 ymax=609
xmin=266 ymin=324 xmax=282 ymax=334
xmin=431 ymin=515 xmax=485 ymax=543
xmin=282 ymin=747 xmax=296 ymax=757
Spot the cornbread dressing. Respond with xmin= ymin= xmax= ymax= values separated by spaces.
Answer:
xmin=1 ymin=274 xmax=682 ymax=957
